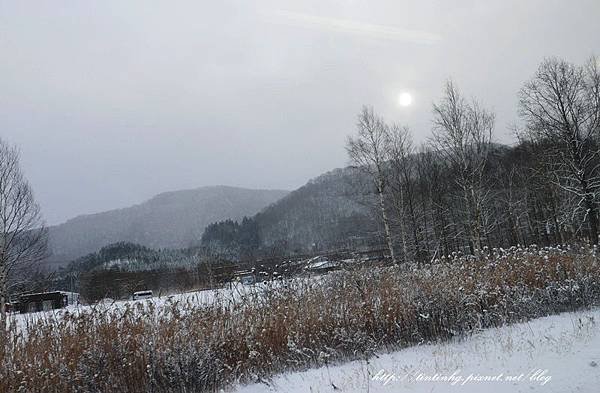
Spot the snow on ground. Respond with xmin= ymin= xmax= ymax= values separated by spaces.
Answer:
xmin=232 ymin=308 xmax=600 ymax=393
xmin=7 ymin=284 xmax=236 ymax=331
xmin=7 ymin=279 xmax=295 ymax=331
xmin=9 ymin=274 xmax=328 ymax=330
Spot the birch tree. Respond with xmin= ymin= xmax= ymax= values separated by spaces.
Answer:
xmin=519 ymin=56 xmax=600 ymax=244
xmin=431 ymin=80 xmax=495 ymax=254
xmin=386 ymin=124 xmax=415 ymax=262
xmin=346 ymin=106 xmax=397 ymax=264
xmin=0 ymin=139 xmax=47 ymax=335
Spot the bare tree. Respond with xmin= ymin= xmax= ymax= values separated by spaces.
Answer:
xmin=431 ymin=80 xmax=495 ymax=253
xmin=385 ymin=124 xmax=415 ymax=262
xmin=346 ymin=106 xmax=397 ymax=264
xmin=0 ymin=139 xmax=47 ymax=334
xmin=519 ymin=56 xmax=600 ymax=244
xmin=416 ymin=145 xmax=457 ymax=259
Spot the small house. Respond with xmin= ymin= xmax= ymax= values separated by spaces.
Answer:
xmin=16 ymin=291 xmax=80 ymax=314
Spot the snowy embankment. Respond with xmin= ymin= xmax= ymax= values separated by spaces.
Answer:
xmin=233 ymin=308 xmax=600 ymax=393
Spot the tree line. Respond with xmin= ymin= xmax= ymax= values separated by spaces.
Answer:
xmin=347 ymin=56 xmax=600 ymax=264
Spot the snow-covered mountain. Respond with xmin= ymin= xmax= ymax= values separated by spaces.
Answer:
xmin=45 ymin=186 xmax=288 ymax=268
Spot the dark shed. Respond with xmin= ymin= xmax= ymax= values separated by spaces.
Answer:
xmin=17 ymin=291 xmax=79 ymax=314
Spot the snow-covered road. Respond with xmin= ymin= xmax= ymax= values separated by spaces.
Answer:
xmin=233 ymin=308 xmax=600 ymax=393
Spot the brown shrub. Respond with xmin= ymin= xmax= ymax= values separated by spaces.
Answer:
xmin=1 ymin=245 xmax=599 ymax=392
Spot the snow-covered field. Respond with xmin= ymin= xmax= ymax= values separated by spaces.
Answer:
xmin=9 ymin=275 xmax=329 ymax=330
xmin=232 ymin=308 xmax=600 ymax=393
xmin=7 ymin=266 xmax=600 ymax=393
xmin=7 ymin=285 xmax=227 ymax=330
xmin=8 ymin=280 xmax=290 ymax=330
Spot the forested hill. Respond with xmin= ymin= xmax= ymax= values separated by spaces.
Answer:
xmin=201 ymin=141 xmax=572 ymax=261
xmin=45 ymin=186 xmax=288 ymax=268
xmin=202 ymin=167 xmax=381 ymax=257
xmin=255 ymin=167 xmax=380 ymax=252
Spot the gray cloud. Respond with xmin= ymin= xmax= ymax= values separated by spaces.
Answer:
xmin=0 ymin=0 xmax=598 ymax=225
xmin=265 ymin=10 xmax=442 ymax=44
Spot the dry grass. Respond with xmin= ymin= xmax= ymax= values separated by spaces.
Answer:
xmin=1 ymin=245 xmax=599 ymax=393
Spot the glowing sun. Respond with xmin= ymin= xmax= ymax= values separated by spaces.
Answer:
xmin=398 ymin=92 xmax=413 ymax=107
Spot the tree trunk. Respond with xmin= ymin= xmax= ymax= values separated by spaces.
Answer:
xmin=390 ymin=181 xmax=408 ymax=262
xmin=470 ymin=185 xmax=483 ymax=253
xmin=405 ymin=189 xmax=420 ymax=258
xmin=377 ymin=178 xmax=397 ymax=264
xmin=0 ymin=268 xmax=6 ymax=349
xmin=578 ymin=170 xmax=598 ymax=245
xmin=551 ymin=209 xmax=564 ymax=244
xmin=586 ymin=198 xmax=599 ymax=245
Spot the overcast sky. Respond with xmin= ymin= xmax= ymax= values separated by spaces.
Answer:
xmin=1 ymin=0 xmax=599 ymax=225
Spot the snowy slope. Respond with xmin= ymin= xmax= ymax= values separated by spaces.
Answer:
xmin=232 ymin=308 xmax=600 ymax=393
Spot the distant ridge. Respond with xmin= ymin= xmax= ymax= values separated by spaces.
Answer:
xmin=45 ymin=185 xmax=289 ymax=268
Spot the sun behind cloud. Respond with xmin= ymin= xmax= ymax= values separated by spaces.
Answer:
xmin=398 ymin=92 xmax=413 ymax=107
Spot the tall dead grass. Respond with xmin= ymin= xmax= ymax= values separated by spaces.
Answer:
xmin=1 ymin=245 xmax=599 ymax=392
